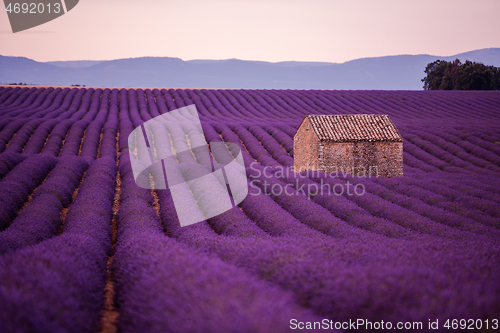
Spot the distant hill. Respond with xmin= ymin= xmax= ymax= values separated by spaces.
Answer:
xmin=1 ymin=48 xmax=499 ymax=89
xmin=46 ymin=60 xmax=105 ymax=68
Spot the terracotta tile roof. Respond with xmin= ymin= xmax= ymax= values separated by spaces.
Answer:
xmin=305 ymin=114 xmax=402 ymax=142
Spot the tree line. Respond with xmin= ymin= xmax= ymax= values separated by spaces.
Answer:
xmin=422 ymin=59 xmax=500 ymax=90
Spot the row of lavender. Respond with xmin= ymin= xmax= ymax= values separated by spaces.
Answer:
xmin=112 ymin=88 xmax=500 ymax=331
xmin=0 ymin=87 xmax=498 ymax=178
xmin=0 ymin=88 xmax=120 ymax=331
xmin=1 ymin=86 xmax=500 ymax=124
xmin=0 ymin=87 xmax=498 ymax=245
xmin=0 ymin=86 xmax=499 ymax=246
xmin=0 ymin=86 xmax=499 ymax=332
xmin=1 ymin=88 xmax=497 ymax=243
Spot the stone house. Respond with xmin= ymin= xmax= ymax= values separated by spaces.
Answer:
xmin=293 ymin=114 xmax=403 ymax=178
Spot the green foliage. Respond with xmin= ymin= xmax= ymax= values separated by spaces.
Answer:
xmin=422 ymin=59 xmax=500 ymax=90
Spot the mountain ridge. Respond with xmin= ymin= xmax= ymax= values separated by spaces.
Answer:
xmin=1 ymin=48 xmax=499 ymax=89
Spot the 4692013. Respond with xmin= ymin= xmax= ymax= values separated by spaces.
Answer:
xmin=6 ymin=2 xmax=61 ymax=14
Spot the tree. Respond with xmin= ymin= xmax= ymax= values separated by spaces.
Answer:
xmin=422 ymin=59 xmax=499 ymax=90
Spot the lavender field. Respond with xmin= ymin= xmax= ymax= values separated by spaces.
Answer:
xmin=0 ymin=86 xmax=499 ymax=332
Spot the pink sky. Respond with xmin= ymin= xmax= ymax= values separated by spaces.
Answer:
xmin=1 ymin=0 xmax=499 ymax=63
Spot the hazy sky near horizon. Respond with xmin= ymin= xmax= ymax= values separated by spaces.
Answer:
xmin=0 ymin=0 xmax=499 ymax=63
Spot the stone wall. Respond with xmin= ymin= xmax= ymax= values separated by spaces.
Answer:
xmin=293 ymin=117 xmax=320 ymax=173
xmin=320 ymin=141 xmax=403 ymax=178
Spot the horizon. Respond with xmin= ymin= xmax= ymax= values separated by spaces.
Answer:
xmin=3 ymin=46 xmax=498 ymax=65
xmin=2 ymin=46 xmax=499 ymax=89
